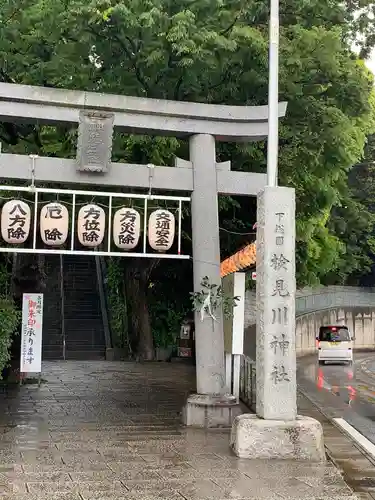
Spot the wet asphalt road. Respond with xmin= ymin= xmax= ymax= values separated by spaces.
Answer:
xmin=298 ymin=352 xmax=375 ymax=446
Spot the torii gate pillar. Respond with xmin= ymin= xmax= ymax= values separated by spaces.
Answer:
xmin=190 ymin=134 xmax=224 ymax=395
xmin=182 ymin=134 xmax=239 ymax=427
xmin=0 ymin=82 xmax=288 ymax=428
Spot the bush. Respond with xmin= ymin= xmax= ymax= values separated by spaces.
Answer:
xmin=0 ymin=298 xmax=20 ymax=379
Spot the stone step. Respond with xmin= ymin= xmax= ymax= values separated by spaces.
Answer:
xmin=42 ymin=254 xmax=106 ymax=361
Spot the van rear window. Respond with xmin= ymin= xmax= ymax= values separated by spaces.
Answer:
xmin=319 ymin=327 xmax=350 ymax=342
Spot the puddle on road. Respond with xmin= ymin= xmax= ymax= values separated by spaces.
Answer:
xmin=302 ymin=359 xmax=375 ymax=495
xmin=305 ymin=358 xmax=375 ymax=409
xmin=304 ymin=362 xmax=358 ymax=405
xmin=315 ymin=367 xmax=357 ymax=405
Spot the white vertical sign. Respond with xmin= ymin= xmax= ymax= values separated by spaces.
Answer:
xmin=222 ymin=272 xmax=245 ymax=355
xmin=222 ymin=272 xmax=246 ymax=399
xmin=20 ymin=293 xmax=43 ymax=373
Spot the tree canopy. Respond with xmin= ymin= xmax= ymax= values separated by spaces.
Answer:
xmin=0 ymin=0 xmax=375 ymax=356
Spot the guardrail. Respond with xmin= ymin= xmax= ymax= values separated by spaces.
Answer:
xmin=244 ymin=286 xmax=375 ymax=328
xmin=295 ymin=286 xmax=375 ymax=315
xmin=240 ymin=355 xmax=256 ymax=410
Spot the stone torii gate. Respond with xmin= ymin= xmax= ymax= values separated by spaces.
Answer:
xmin=0 ymin=82 xmax=287 ymax=427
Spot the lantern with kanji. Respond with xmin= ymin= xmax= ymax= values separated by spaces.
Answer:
xmin=148 ymin=209 xmax=175 ymax=252
xmin=1 ymin=200 xmax=31 ymax=244
xmin=77 ymin=204 xmax=105 ymax=247
xmin=40 ymin=202 xmax=69 ymax=246
xmin=113 ymin=207 xmax=140 ymax=250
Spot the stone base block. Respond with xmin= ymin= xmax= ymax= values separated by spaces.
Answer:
xmin=230 ymin=414 xmax=325 ymax=461
xmin=182 ymin=394 xmax=243 ymax=428
xmin=105 ymin=348 xmax=115 ymax=361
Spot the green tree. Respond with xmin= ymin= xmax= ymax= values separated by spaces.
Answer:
xmin=343 ymin=133 xmax=375 ymax=286
xmin=0 ymin=0 xmax=374 ymax=356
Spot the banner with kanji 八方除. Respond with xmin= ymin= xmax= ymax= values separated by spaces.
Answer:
xmin=20 ymin=293 xmax=43 ymax=373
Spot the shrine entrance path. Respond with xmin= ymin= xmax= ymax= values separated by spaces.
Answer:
xmin=0 ymin=361 xmax=357 ymax=500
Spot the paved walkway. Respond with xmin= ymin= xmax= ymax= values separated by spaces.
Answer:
xmin=298 ymin=390 xmax=375 ymax=500
xmin=0 ymin=361 xmax=363 ymax=500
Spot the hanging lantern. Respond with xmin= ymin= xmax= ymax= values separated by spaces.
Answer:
xmin=148 ymin=209 xmax=175 ymax=252
xmin=1 ymin=200 xmax=31 ymax=244
xmin=113 ymin=208 xmax=140 ymax=250
xmin=40 ymin=202 xmax=69 ymax=246
xmin=77 ymin=204 xmax=105 ymax=247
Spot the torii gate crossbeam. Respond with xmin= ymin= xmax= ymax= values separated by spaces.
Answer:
xmin=0 ymin=82 xmax=287 ymax=428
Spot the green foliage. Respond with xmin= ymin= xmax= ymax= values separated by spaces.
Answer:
xmin=190 ymin=276 xmax=240 ymax=320
xmin=0 ymin=254 xmax=19 ymax=377
xmin=149 ymin=303 xmax=183 ymax=348
xmin=278 ymin=26 xmax=375 ymax=285
xmin=0 ymin=298 xmax=20 ymax=379
xmin=148 ymin=261 xmax=192 ymax=348
xmin=0 ymin=258 xmax=11 ymax=296
xmin=343 ymin=133 xmax=375 ymax=285
xmin=245 ymin=273 xmax=256 ymax=291
xmin=0 ymin=0 xmax=374 ymax=293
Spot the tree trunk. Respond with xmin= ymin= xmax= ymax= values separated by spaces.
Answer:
xmin=123 ymin=259 xmax=155 ymax=361
xmin=12 ymin=253 xmax=46 ymax=299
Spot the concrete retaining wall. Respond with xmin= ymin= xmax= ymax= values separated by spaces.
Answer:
xmin=244 ymin=286 xmax=375 ymax=329
xmin=243 ymin=286 xmax=375 ymax=360
xmin=295 ymin=307 xmax=375 ymax=356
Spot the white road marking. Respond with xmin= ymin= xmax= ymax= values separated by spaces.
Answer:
xmin=334 ymin=417 xmax=375 ymax=459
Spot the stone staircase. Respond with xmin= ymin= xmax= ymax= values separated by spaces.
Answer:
xmin=42 ymin=255 xmax=106 ymax=360
xmin=42 ymin=255 xmax=64 ymax=360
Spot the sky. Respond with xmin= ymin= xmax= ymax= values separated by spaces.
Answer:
xmin=353 ymin=6 xmax=375 ymax=75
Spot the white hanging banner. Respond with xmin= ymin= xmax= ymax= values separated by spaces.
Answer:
xmin=20 ymin=293 xmax=43 ymax=373
xmin=77 ymin=204 xmax=105 ymax=247
xmin=1 ymin=200 xmax=31 ymax=244
xmin=113 ymin=208 xmax=140 ymax=250
xmin=40 ymin=202 xmax=69 ymax=246
xmin=0 ymin=185 xmax=190 ymax=259
xmin=148 ymin=209 xmax=175 ymax=252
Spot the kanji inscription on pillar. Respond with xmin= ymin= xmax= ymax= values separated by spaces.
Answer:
xmin=77 ymin=111 xmax=114 ymax=173
xmin=256 ymin=186 xmax=296 ymax=420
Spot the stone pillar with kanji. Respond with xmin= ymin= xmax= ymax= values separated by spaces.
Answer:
xmin=230 ymin=186 xmax=325 ymax=461
xmin=256 ymin=186 xmax=297 ymax=420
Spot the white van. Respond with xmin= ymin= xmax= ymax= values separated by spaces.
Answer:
xmin=317 ymin=325 xmax=354 ymax=365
